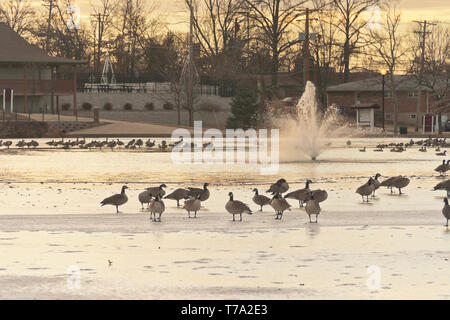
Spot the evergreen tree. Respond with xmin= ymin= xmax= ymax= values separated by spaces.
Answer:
xmin=226 ymin=85 xmax=259 ymax=129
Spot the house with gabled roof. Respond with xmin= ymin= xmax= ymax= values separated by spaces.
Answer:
xmin=0 ymin=23 xmax=85 ymax=114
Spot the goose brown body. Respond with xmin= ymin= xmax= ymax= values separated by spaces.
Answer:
xmin=266 ymin=179 xmax=289 ymax=194
xmin=252 ymin=188 xmax=271 ymax=211
xmin=183 ymin=195 xmax=201 ymax=218
xmin=187 ymin=183 xmax=210 ymax=201
xmin=305 ymin=193 xmax=321 ymax=223
xmin=225 ymin=192 xmax=252 ymax=221
xmin=101 ymin=186 xmax=128 ymax=213
xmin=284 ymin=180 xmax=312 ymax=207
xmin=149 ymin=195 xmax=165 ymax=221
xmin=270 ymin=193 xmax=291 ymax=219
xmin=165 ymin=188 xmax=190 ymax=207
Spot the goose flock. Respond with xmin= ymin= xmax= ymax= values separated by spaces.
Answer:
xmin=357 ymin=137 xmax=450 ymax=154
xmin=0 ymin=137 xmax=217 ymax=152
xmin=99 ymin=164 xmax=450 ymax=226
xmin=99 ymin=178 xmax=328 ymax=223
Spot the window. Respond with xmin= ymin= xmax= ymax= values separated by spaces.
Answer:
xmin=410 ymin=114 xmax=416 ymax=119
xmin=385 ymin=113 xmax=391 ymax=119
xmin=372 ymin=92 xmax=378 ymax=98
xmin=408 ymin=91 xmax=419 ymax=98
xmin=384 ymin=91 xmax=393 ymax=98
xmin=356 ymin=92 xmax=361 ymax=100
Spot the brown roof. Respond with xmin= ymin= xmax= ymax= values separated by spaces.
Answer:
xmin=0 ymin=23 xmax=84 ymax=65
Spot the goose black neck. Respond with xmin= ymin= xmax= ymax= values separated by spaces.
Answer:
xmin=229 ymin=194 xmax=233 ymax=201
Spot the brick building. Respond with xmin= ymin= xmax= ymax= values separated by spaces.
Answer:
xmin=326 ymin=75 xmax=445 ymax=126
xmin=0 ymin=23 xmax=85 ymax=114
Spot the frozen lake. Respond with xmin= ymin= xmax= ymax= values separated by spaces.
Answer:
xmin=0 ymin=137 xmax=449 ymax=299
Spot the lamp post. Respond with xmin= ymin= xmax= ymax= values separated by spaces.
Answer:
xmin=380 ymin=69 xmax=387 ymax=131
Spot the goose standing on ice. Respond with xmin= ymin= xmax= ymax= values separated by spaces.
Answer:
xmin=225 ymin=192 xmax=252 ymax=221
xmin=371 ymin=173 xmax=382 ymax=197
xmin=266 ymin=179 xmax=289 ymax=195
xmin=433 ymin=179 xmax=450 ymax=198
xmin=305 ymin=192 xmax=321 ymax=223
xmin=270 ymin=193 xmax=291 ymax=220
xmin=149 ymin=194 xmax=165 ymax=222
xmin=252 ymin=188 xmax=271 ymax=211
xmin=305 ymin=189 xmax=328 ymax=203
xmin=187 ymin=183 xmax=210 ymax=202
xmin=101 ymin=185 xmax=128 ymax=213
xmin=442 ymin=198 xmax=450 ymax=227
xmin=391 ymin=176 xmax=410 ymax=195
xmin=434 ymin=160 xmax=450 ymax=176
xmin=182 ymin=194 xmax=201 ymax=218
xmin=356 ymin=178 xmax=374 ymax=203
xmin=164 ymin=188 xmax=190 ymax=207
xmin=380 ymin=176 xmax=399 ymax=194
xmin=436 ymin=150 xmax=447 ymax=156
xmin=284 ymin=179 xmax=312 ymax=207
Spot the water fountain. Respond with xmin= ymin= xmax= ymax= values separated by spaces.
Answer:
xmin=276 ymin=81 xmax=350 ymax=161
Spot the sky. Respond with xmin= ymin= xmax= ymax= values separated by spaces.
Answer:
xmin=31 ymin=0 xmax=450 ymax=33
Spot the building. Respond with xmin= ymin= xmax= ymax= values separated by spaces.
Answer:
xmin=0 ymin=23 xmax=85 ymax=114
xmin=326 ymin=75 xmax=446 ymax=126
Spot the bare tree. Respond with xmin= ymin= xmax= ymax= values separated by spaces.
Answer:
xmin=333 ymin=0 xmax=381 ymax=82
xmin=368 ymin=3 xmax=410 ymax=134
xmin=0 ymin=0 xmax=36 ymax=37
xmin=243 ymin=0 xmax=309 ymax=89
xmin=410 ymin=25 xmax=450 ymax=133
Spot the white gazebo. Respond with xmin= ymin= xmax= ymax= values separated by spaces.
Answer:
xmin=351 ymin=103 xmax=380 ymax=132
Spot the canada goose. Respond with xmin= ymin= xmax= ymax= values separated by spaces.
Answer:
xmin=346 ymin=140 xmax=351 ymax=147
xmin=252 ymin=188 xmax=271 ymax=211
xmin=284 ymin=179 xmax=312 ymax=208
xmin=436 ymin=150 xmax=447 ymax=156
xmin=182 ymin=194 xmax=201 ymax=218
xmin=135 ymin=139 xmax=143 ymax=148
xmin=225 ymin=192 xmax=252 ymax=221
xmin=359 ymin=147 xmax=366 ymax=152
xmin=443 ymin=198 xmax=450 ymax=227
xmin=270 ymin=193 xmax=291 ymax=220
xmin=305 ymin=192 xmax=321 ymax=223
xmin=164 ymin=188 xmax=190 ymax=207
xmin=266 ymin=178 xmax=289 ymax=194
xmin=138 ymin=190 xmax=152 ymax=209
xmin=356 ymin=178 xmax=374 ymax=203
xmin=373 ymin=148 xmax=383 ymax=152
xmin=304 ymin=189 xmax=328 ymax=203
xmin=433 ymin=179 xmax=450 ymax=194
xmin=149 ymin=194 xmax=165 ymax=222
xmin=16 ymin=140 xmax=25 ymax=148
xmin=434 ymin=160 xmax=450 ymax=176
xmin=380 ymin=176 xmax=399 ymax=194
xmin=419 ymin=146 xmax=427 ymax=152
xmin=100 ymin=185 xmax=128 ymax=213
xmin=371 ymin=173 xmax=382 ymax=197
xmin=3 ymin=141 xmax=12 ymax=149
xmin=436 ymin=147 xmax=441 ymax=152
xmin=391 ymin=176 xmax=410 ymax=195
xmin=146 ymin=184 xmax=167 ymax=198
xmin=187 ymin=183 xmax=210 ymax=202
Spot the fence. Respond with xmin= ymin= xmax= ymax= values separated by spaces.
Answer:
xmin=82 ymin=82 xmax=219 ymax=96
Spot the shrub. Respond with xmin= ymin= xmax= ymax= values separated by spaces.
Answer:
xmin=61 ymin=103 xmax=71 ymax=111
xmin=103 ymin=102 xmax=113 ymax=110
xmin=226 ymin=85 xmax=258 ymax=130
xmin=82 ymin=102 xmax=93 ymax=110
xmin=123 ymin=103 xmax=133 ymax=110
xmin=163 ymin=102 xmax=174 ymax=110
xmin=144 ymin=102 xmax=155 ymax=111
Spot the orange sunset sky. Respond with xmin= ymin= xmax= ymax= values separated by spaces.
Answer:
xmin=30 ymin=0 xmax=450 ymax=32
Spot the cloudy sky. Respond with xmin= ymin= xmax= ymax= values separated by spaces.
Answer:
xmin=33 ymin=0 xmax=450 ymax=32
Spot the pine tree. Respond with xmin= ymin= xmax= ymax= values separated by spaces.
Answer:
xmin=226 ymin=85 xmax=259 ymax=130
